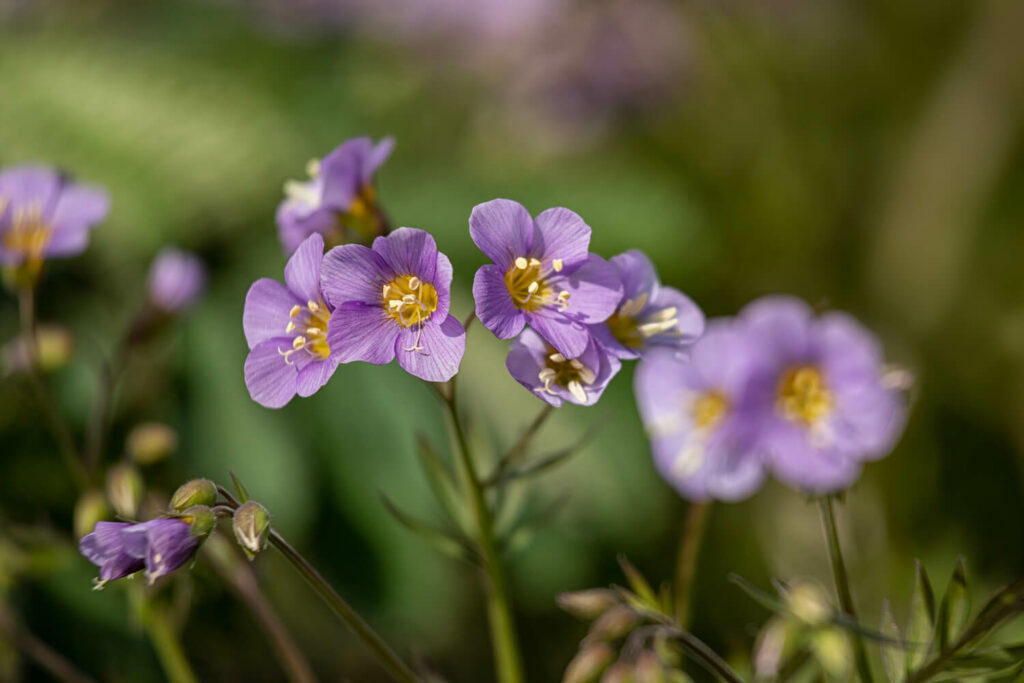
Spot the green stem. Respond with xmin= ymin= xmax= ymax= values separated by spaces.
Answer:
xmin=267 ymin=530 xmax=418 ymax=683
xmin=18 ymin=285 xmax=89 ymax=491
xmin=135 ymin=593 xmax=198 ymax=683
xmin=445 ymin=378 xmax=525 ymax=683
xmin=674 ymin=501 xmax=711 ymax=630
xmin=818 ymin=496 xmax=874 ymax=683
xmin=483 ymin=404 xmax=554 ymax=487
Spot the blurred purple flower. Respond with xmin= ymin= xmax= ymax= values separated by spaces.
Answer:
xmin=507 ymin=327 xmax=621 ymax=407
xmin=634 ymin=322 xmax=766 ymax=502
xmin=243 ymin=233 xmax=339 ymax=408
xmin=590 ymin=249 xmax=704 ymax=360
xmin=0 ymin=165 xmax=108 ymax=269
xmin=470 ymin=199 xmax=622 ymax=358
xmin=321 ymin=227 xmax=465 ymax=382
xmin=148 ymin=247 xmax=206 ymax=313
xmin=79 ymin=518 xmax=199 ymax=586
xmin=741 ymin=296 xmax=907 ymax=493
xmin=277 ymin=137 xmax=394 ymax=254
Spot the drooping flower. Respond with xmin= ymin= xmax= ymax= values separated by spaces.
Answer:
xmin=470 ymin=199 xmax=622 ymax=357
xmin=148 ymin=247 xmax=206 ymax=313
xmin=243 ymin=233 xmax=339 ymax=408
xmin=590 ymin=249 xmax=704 ymax=360
xmin=634 ymin=322 xmax=766 ymax=502
xmin=79 ymin=508 xmax=213 ymax=586
xmin=276 ymin=137 xmax=394 ymax=254
xmin=0 ymin=165 xmax=109 ymax=273
xmin=740 ymin=296 xmax=907 ymax=493
xmin=506 ymin=327 xmax=621 ymax=407
xmin=321 ymin=227 xmax=465 ymax=382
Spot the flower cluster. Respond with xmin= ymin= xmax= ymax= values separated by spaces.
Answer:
xmin=635 ymin=296 xmax=909 ymax=500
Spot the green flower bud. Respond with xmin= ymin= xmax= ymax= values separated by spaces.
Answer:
xmin=810 ymin=627 xmax=852 ymax=679
xmin=182 ymin=505 xmax=216 ymax=539
xmin=73 ymin=490 xmax=109 ymax=540
xmin=3 ymin=325 xmax=74 ymax=374
xmin=558 ymin=588 xmax=620 ymax=620
xmin=105 ymin=462 xmax=143 ymax=519
xmin=232 ymin=501 xmax=271 ymax=559
xmin=169 ymin=479 xmax=217 ymax=512
xmin=563 ymin=644 xmax=614 ymax=683
xmin=786 ymin=581 xmax=833 ymax=626
xmin=634 ymin=651 xmax=668 ymax=683
xmin=601 ymin=662 xmax=635 ymax=683
xmin=585 ymin=605 xmax=638 ymax=644
xmin=126 ymin=422 xmax=177 ymax=465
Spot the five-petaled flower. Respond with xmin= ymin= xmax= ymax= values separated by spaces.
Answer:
xmin=0 ymin=164 xmax=109 ymax=275
xmin=740 ymin=296 xmax=907 ymax=493
xmin=277 ymin=137 xmax=394 ymax=254
xmin=148 ymin=247 xmax=207 ymax=314
xmin=321 ymin=227 xmax=466 ymax=382
xmin=507 ymin=327 xmax=621 ymax=407
xmin=634 ymin=322 xmax=766 ymax=501
xmin=590 ymin=249 xmax=704 ymax=360
xmin=470 ymin=199 xmax=623 ymax=358
xmin=244 ymin=233 xmax=339 ymax=408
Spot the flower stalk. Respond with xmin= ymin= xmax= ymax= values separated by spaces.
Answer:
xmin=674 ymin=501 xmax=711 ymax=630
xmin=818 ymin=495 xmax=873 ymax=683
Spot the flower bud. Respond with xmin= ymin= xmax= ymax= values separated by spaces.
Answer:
xmin=558 ymin=589 xmax=620 ymax=620
xmin=810 ymin=627 xmax=852 ymax=679
xmin=563 ymin=644 xmax=614 ymax=683
xmin=126 ymin=422 xmax=177 ymax=465
xmin=585 ymin=605 xmax=637 ymax=644
xmin=147 ymin=248 xmax=206 ymax=314
xmin=182 ymin=505 xmax=216 ymax=539
xmin=3 ymin=325 xmax=73 ymax=374
xmin=232 ymin=501 xmax=271 ymax=559
xmin=634 ymin=651 xmax=668 ymax=683
xmin=169 ymin=479 xmax=217 ymax=512
xmin=105 ymin=462 xmax=143 ymax=519
xmin=786 ymin=581 xmax=832 ymax=626
xmin=73 ymin=490 xmax=109 ymax=541
xmin=601 ymin=662 xmax=635 ymax=683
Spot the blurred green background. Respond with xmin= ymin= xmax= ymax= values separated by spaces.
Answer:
xmin=2 ymin=0 xmax=1024 ymax=680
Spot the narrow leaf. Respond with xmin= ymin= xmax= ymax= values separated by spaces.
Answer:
xmin=378 ymin=492 xmax=476 ymax=565
xmin=937 ymin=557 xmax=971 ymax=651
xmin=415 ymin=434 xmax=469 ymax=533
xmin=618 ymin=555 xmax=659 ymax=609
xmin=728 ymin=573 xmax=790 ymax=613
xmin=908 ymin=559 xmax=937 ymax=669
xmin=228 ymin=471 xmax=250 ymax=504
xmin=881 ymin=599 xmax=907 ymax=683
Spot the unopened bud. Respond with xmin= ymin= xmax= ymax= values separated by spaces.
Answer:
xmin=585 ymin=605 xmax=637 ymax=644
xmin=754 ymin=617 xmax=793 ymax=678
xmin=563 ymin=644 xmax=614 ymax=683
xmin=73 ymin=490 xmax=109 ymax=540
xmin=634 ymin=651 xmax=668 ymax=683
xmin=232 ymin=501 xmax=270 ymax=559
xmin=786 ymin=581 xmax=832 ymax=626
xmin=182 ymin=505 xmax=216 ymax=539
xmin=169 ymin=479 xmax=217 ymax=512
xmin=126 ymin=422 xmax=177 ymax=465
xmin=601 ymin=662 xmax=635 ymax=683
xmin=3 ymin=325 xmax=73 ymax=374
xmin=558 ymin=589 xmax=620 ymax=620
xmin=105 ymin=462 xmax=143 ymax=519
xmin=811 ymin=627 xmax=852 ymax=679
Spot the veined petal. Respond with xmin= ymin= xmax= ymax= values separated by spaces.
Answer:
xmin=554 ymin=254 xmax=623 ymax=324
xmin=395 ymin=315 xmax=465 ymax=382
xmin=320 ymin=137 xmax=370 ymax=209
xmin=277 ymin=203 xmax=337 ymax=255
xmin=473 ymin=264 xmax=526 ymax=339
xmin=296 ymin=357 xmax=340 ymax=398
xmin=649 ymin=286 xmax=705 ymax=345
xmin=243 ymin=278 xmax=300 ymax=348
xmin=469 ymin=199 xmax=534 ymax=269
xmin=372 ymin=227 xmax=438 ymax=282
xmin=244 ymin=338 xmax=299 ymax=409
xmin=433 ymin=250 xmax=453 ymax=321
xmin=610 ymin=249 xmax=658 ymax=302
xmin=327 ymin=303 xmax=398 ymax=365
xmin=527 ymin=309 xmax=590 ymax=358
xmin=320 ymin=243 xmax=391 ymax=307
xmin=363 ymin=136 xmax=395 ymax=185
xmin=533 ymin=207 xmax=591 ymax=271
xmin=284 ymin=233 xmax=325 ymax=305
xmin=145 ymin=519 xmax=198 ymax=581
xmin=589 ymin=322 xmax=641 ymax=360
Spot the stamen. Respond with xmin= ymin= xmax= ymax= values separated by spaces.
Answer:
xmin=306 ymin=158 xmax=320 ymax=178
xmin=285 ymin=322 xmax=296 ymax=333
xmin=527 ymin=281 xmax=539 ymax=294
xmin=515 ymin=257 xmax=529 ymax=269
xmin=289 ymin=305 xmax=301 ymax=318
xmin=578 ymin=367 xmax=596 ymax=385
xmin=292 ymin=336 xmax=307 ymax=350
xmin=552 ymin=258 xmax=563 ymax=272
xmin=382 ymin=284 xmax=391 ymax=297
xmin=306 ymin=327 xmax=322 ymax=336
xmin=529 ymin=258 xmax=541 ymax=267
xmin=549 ymin=352 xmax=566 ymax=363
xmin=307 ymin=301 xmax=319 ymax=312
xmin=407 ymin=276 xmax=420 ymax=289
xmin=567 ymin=381 xmax=587 ymax=403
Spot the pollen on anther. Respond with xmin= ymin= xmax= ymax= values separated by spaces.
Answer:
xmin=549 ymin=352 xmax=566 ymax=363
xmin=289 ymin=305 xmax=301 ymax=318
xmin=552 ymin=259 xmax=564 ymax=272
xmin=527 ymin=281 xmax=539 ymax=293
xmin=292 ymin=336 xmax=307 ymax=349
xmin=382 ymin=284 xmax=391 ymax=297
xmin=306 ymin=327 xmax=322 ymax=336
xmin=515 ymin=257 xmax=529 ymax=270
xmin=307 ymin=301 xmax=319 ymax=312
xmin=408 ymin=276 xmax=420 ymax=289
xmin=285 ymin=322 xmax=296 ymax=333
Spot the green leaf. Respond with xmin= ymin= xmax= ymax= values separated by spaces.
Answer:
xmin=937 ymin=557 xmax=971 ymax=652
xmin=908 ymin=559 xmax=937 ymax=669
xmin=414 ymin=434 xmax=470 ymax=534
xmin=228 ymin=471 xmax=250 ymax=504
xmin=490 ymin=442 xmax=585 ymax=487
xmin=728 ymin=573 xmax=790 ymax=614
xmin=963 ymin=577 xmax=1024 ymax=650
xmin=617 ymin=555 xmax=659 ymax=610
xmin=881 ymin=600 xmax=907 ymax=683
xmin=378 ymin=492 xmax=477 ymax=565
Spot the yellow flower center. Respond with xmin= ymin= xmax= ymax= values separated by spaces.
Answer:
xmin=777 ymin=365 xmax=833 ymax=425
xmin=692 ymin=391 xmax=728 ymax=430
xmin=537 ymin=348 xmax=596 ymax=403
xmin=340 ymin=185 xmax=384 ymax=241
xmin=278 ymin=300 xmax=332 ymax=364
xmin=606 ymin=292 xmax=681 ymax=349
xmin=504 ymin=256 xmax=569 ymax=312
xmin=2 ymin=201 xmax=52 ymax=262
xmin=382 ymin=275 xmax=437 ymax=328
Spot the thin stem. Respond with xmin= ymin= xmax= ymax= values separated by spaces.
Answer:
xmin=445 ymin=377 xmax=525 ymax=683
xmin=267 ymin=530 xmax=418 ymax=683
xmin=483 ymin=404 xmax=554 ymax=487
xmin=83 ymin=342 xmax=127 ymax=475
xmin=18 ymin=285 xmax=89 ymax=491
xmin=462 ymin=309 xmax=476 ymax=333
xmin=135 ymin=593 xmax=198 ymax=683
xmin=0 ymin=608 xmax=96 ymax=683
xmin=818 ymin=496 xmax=873 ymax=683
xmin=674 ymin=501 xmax=711 ymax=630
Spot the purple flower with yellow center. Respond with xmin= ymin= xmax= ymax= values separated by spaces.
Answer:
xmin=243 ymin=233 xmax=338 ymax=408
xmin=634 ymin=322 xmax=766 ymax=502
xmin=741 ymin=296 xmax=908 ymax=493
xmin=321 ymin=227 xmax=465 ymax=382
xmin=0 ymin=165 xmax=109 ymax=272
xmin=277 ymin=136 xmax=394 ymax=254
xmin=147 ymin=247 xmax=206 ymax=313
xmin=470 ymin=199 xmax=623 ymax=357
xmin=590 ymin=249 xmax=704 ymax=360
xmin=506 ymin=327 xmax=621 ymax=407
xmin=79 ymin=513 xmax=208 ymax=587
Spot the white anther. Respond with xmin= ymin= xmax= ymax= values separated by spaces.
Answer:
xmin=389 ymin=299 xmax=403 ymax=309
xmin=649 ymin=306 xmax=678 ymax=322
xmin=306 ymin=158 xmax=321 ymax=178
xmin=408 ymin=276 xmax=420 ymax=289
xmin=527 ymin=282 xmax=539 ymax=294
xmin=529 ymin=258 xmax=541 ymax=267
xmin=549 ymin=352 xmax=566 ymax=363
xmin=307 ymin=301 xmax=319 ymax=312
xmin=552 ymin=258 xmax=563 ymax=272
xmin=289 ymin=305 xmax=301 ymax=318
xmin=578 ymin=367 xmax=596 ymax=385
xmin=382 ymin=284 xmax=391 ymax=297
xmin=638 ymin=320 xmax=678 ymax=337
xmin=306 ymin=327 xmax=322 ymax=336
xmin=292 ymin=336 xmax=307 ymax=349
xmin=285 ymin=322 xmax=296 ymax=333
xmin=567 ymin=381 xmax=587 ymax=403
xmin=515 ymin=257 xmax=529 ymax=269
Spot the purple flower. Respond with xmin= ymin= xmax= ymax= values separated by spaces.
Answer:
xmin=148 ymin=247 xmax=206 ymax=313
xmin=0 ymin=165 xmax=109 ymax=269
xmin=244 ymin=233 xmax=339 ymax=408
xmin=321 ymin=227 xmax=466 ymax=382
xmin=634 ymin=322 xmax=766 ymax=502
xmin=79 ymin=518 xmax=200 ymax=586
xmin=506 ymin=327 xmax=621 ymax=407
xmin=740 ymin=296 xmax=907 ymax=493
xmin=590 ymin=249 xmax=704 ymax=360
xmin=276 ymin=137 xmax=394 ymax=254
xmin=470 ymin=199 xmax=622 ymax=357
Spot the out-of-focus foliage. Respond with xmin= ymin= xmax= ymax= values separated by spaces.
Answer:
xmin=2 ymin=0 xmax=1024 ymax=680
